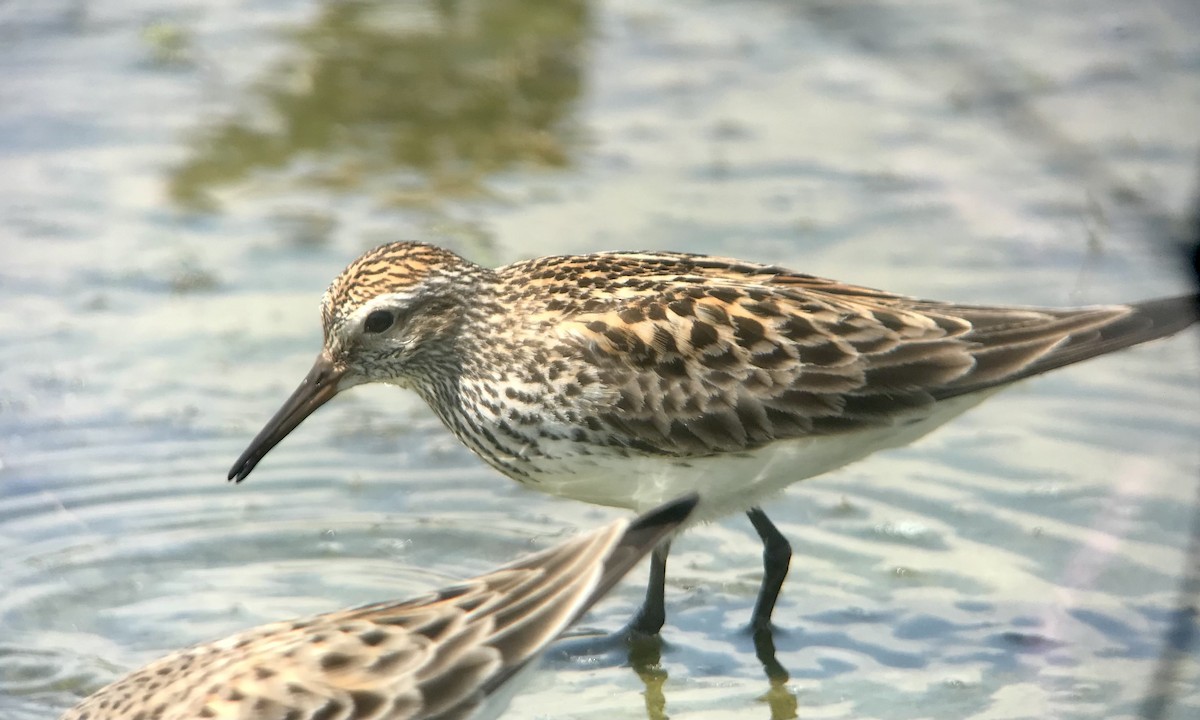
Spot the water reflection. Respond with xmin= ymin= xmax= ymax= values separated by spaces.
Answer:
xmin=628 ymin=635 xmax=669 ymax=720
xmin=169 ymin=0 xmax=590 ymax=210
xmin=551 ymin=625 xmax=801 ymax=719
xmin=752 ymin=629 xmax=801 ymax=719
xmin=625 ymin=629 xmax=800 ymax=720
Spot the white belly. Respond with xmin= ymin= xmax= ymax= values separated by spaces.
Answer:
xmin=516 ymin=393 xmax=994 ymax=522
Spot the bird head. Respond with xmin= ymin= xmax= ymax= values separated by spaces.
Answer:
xmin=228 ymin=242 xmax=481 ymax=483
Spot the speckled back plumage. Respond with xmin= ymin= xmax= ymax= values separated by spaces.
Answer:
xmin=60 ymin=495 xmax=697 ymax=720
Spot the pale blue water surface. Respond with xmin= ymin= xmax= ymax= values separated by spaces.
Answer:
xmin=1 ymin=1 xmax=1199 ymax=718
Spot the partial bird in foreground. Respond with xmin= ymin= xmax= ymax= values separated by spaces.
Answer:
xmin=60 ymin=494 xmax=698 ymax=720
xmin=228 ymin=242 xmax=1199 ymax=634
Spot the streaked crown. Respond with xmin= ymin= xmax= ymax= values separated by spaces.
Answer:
xmin=321 ymin=242 xmax=475 ymax=335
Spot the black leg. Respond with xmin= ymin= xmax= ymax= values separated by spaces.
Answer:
xmin=747 ymin=508 xmax=792 ymax=631
xmin=629 ymin=541 xmax=671 ymax=635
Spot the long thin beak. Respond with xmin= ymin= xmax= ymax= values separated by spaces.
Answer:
xmin=228 ymin=353 xmax=346 ymax=483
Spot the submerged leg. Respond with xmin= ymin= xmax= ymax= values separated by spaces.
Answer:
xmin=746 ymin=508 xmax=792 ymax=631
xmin=752 ymin=621 xmax=790 ymax=683
xmin=629 ymin=541 xmax=671 ymax=635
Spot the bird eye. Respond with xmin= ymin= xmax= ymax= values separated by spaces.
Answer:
xmin=363 ymin=309 xmax=395 ymax=334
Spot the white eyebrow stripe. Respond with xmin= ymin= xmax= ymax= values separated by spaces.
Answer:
xmin=348 ymin=292 xmax=417 ymax=325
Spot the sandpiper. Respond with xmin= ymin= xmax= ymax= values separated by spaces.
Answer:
xmin=60 ymin=494 xmax=697 ymax=720
xmin=229 ymin=242 xmax=1198 ymax=634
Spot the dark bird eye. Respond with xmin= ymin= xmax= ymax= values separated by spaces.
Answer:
xmin=364 ymin=310 xmax=395 ymax=334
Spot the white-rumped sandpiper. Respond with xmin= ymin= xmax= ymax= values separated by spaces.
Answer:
xmin=228 ymin=242 xmax=1198 ymax=633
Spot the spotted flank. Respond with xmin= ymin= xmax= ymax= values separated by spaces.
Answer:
xmin=59 ymin=494 xmax=698 ymax=720
xmin=227 ymin=241 xmax=1198 ymax=632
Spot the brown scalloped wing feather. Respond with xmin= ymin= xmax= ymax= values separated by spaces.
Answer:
xmin=518 ymin=252 xmax=1193 ymax=457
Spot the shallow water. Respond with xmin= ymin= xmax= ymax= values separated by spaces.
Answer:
xmin=2 ymin=1 xmax=1199 ymax=718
